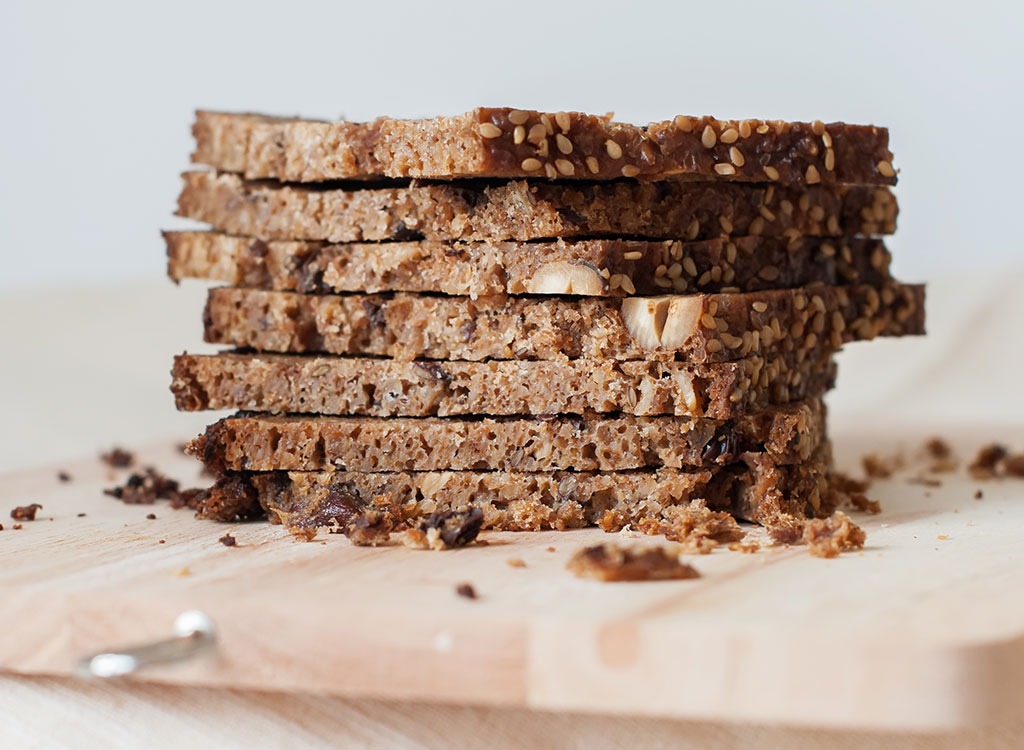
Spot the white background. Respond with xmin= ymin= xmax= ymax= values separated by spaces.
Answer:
xmin=1 ymin=0 xmax=1021 ymax=290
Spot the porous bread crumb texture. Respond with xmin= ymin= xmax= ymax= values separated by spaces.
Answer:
xmin=187 ymin=399 xmax=827 ymax=473
xmin=192 ymin=108 xmax=896 ymax=186
xmin=176 ymin=172 xmax=898 ymax=244
xmin=201 ymin=282 xmax=925 ymax=362
xmin=201 ymin=444 xmax=838 ymax=539
xmin=803 ymin=511 xmax=867 ymax=558
xmin=171 ymin=350 xmax=838 ymax=419
xmin=567 ymin=544 xmax=700 ymax=582
xmin=165 ymin=231 xmax=893 ymax=298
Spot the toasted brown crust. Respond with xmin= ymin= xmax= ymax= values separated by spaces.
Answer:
xmin=187 ymin=399 xmax=826 ymax=473
xmin=171 ymin=351 xmax=837 ymax=419
xmin=176 ymin=172 xmax=897 ymax=243
xmin=192 ymin=108 xmax=896 ymax=186
xmin=166 ymin=231 xmax=892 ymax=298
xmin=202 ymin=283 xmax=925 ymax=362
xmin=202 ymin=446 xmax=839 ymax=536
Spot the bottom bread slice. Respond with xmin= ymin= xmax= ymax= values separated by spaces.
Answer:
xmin=188 ymin=447 xmax=839 ymax=540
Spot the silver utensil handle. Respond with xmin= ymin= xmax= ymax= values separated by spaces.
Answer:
xmin=77 ymin=610 xmax=217 ymax=678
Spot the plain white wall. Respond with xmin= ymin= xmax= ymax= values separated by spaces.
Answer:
xmin=1 ymin=0 xmax=1020 ymax=290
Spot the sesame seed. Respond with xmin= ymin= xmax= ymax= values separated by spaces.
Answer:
xmin=805 ymin=165 xmax=822 ymax=184
xmin=623 ymin=251 xmax=643 ymax=260
xmin=673 ymin=277 xmax=688 ymax=292
xmin=719 ymin=216 xmax=734 ymax=234
xmin=673 ymin=115 xmax=695 ymax=132
xmin=794 ymin=295 xmax=807 ymax=311
xmin=655 ymin=264 xmax=668 ymax=277
xmin=729 ymin=147 xmax=745 ymax=167
xmin=809 ymin=205 xmax=826 ymax=222
xmin=705 ymin=339 xmax=723 ymax=354
xmin=686 ymin=219 xmax=700 ymax=240
xmin=811 ymin=120 xmax=826 ymax=135
xmin=756 ymin=124 xmax=770 ymax=134
xmin=714 ymin=163 xmax=736 ymax=175
xmin=556 ymin=134 xmax=573 ymax=155
xmin=763 ymin=165 xmax=780 ymax=181
xmin=609 ymin=274 xmax=622 ymax=290
xmin=478 ymin=122 xmax=503 ymax=139
xmin=779 ymin=199 xmax=794 ymax=216
xmin=827 ymin=215 xmax=841 ymax=235
xmin=527 ymin=123 xmax=547 ymax=145
xmin=877 ymin=160 xmax=896 ymax=177
xmin=710 ymin=265 xmax=722 ymax=282
xmin=822 ymin=130 xmax=833 ymax=148
xmin=621 ymin=165 xmax=641 ymax=177
xmin=521 ymin=158 xmax=542 ymax=171
xmin=585 ymin=156 xmax=600 ymax=174
xmin=722 ymin=268 xmax=735 ymax=284
xmin=540 ymin=114 xmax=554 ymax=135
xmin=513 ymin=125 xmax=526 ymax=144
xmin=824 ymin=149 xmax=835 ymax=172
xmin=605 ymin=140 xmax=623 ymax=159
xmin=804 ymin=332 xmax=818 ymax=350
xmin=798 ymin=194 xmax=811 ymax=213
xmin=698 ymin=271 xmax=712 ymax=286
xmin=752 ymin=301 xmax=768 ymax=313
xmin=701 ymin=125 xmax=717 ymax=148
xmin=725 ymin=242 xmax=737 ymax=264
xmin=508 ymin=110 xmax=530 ymax=125
xmin=620 ymin=276 xmax=636 ymax=295
xmin=555 ymin=159 xmax=575 ymax=176
xmin=654 ymin=276 xmax=673 ymax=288
xmin=536 ymin=138 xmax=550 ymax=158
xmin=759 ymin=206 xmax=776 ymax=222
xmin=544 ymin=163 xmax=558 ymax=179
xmin=739 ymin=120 xmax=752 ymax=138
xmin=600 ymin=267 xmax=612 ymax=279
xmin=723 ymin=333 xmax=744 ymax=349
xmin=758 ymin=265 xmax=780 ymax=281
xmin=668 ymin=262 xmax=684 ymax=279
xmin=748 ymin=216 xmax=765 ymax=236
xmin=555 ymin=111 xmax=571 ymax=132
xmin=764 ymin=186 xmax=775 ymax=205
xmin=708 ymin=300 xmax=718 ymax=315
xmin=820 ymin=242 xmax=836 ymax=257
xmin=720 ymin=128 xmax=739 ymax=144
xmin=683 ymin=257 xmax=698 ymax=276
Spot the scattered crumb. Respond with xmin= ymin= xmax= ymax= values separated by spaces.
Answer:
xmin=803 ymin=511 xmax=866 ymax=559
xmin=506 ymin=557 xmax=527 ymax=568
xmin=176 ymin=442 xmax=189 ymax=454
xmin=77 ymin=512 xmax=87 ymax=517
xmin=924 ymin=437 xmax=953 ymax=461
xmin=908 ymin=476 xmax=942 ymax=488
xmin=455 ymin=583 xmax=477 ymax=600
xmin=862 ymin=453 xmax=902 ymax=479
xmin=104 ymin=467 xmax=182 ymax=505
xmin=974 ymin=489 xmax=984 ymax=500
xmin=13 ymin=523 xmax=23 ymax=530
xmin=567 ymin=543 xmax=700 ymax=582
xmin=401 ymin=508 xmax=484 ymax=551
xmin=176 ymin=567 xmax=191 ymax=577
xmin=546 ymin=546 xmax=556 ymax=553
xmin=10 ymin=503 xmax=42 ymax=521
xmin=728 ymin=541 xmax=760 ymax=554
xmin=937 ymin=534 xmax=950 ymax=541
xmin=158 ymin=539 xmax=166 ymax=544
xmin=832 ymin=470 xmax=882 ymax=514
xmin=765 ymin=514 xmax=805 ymax=546
xmin=969 ymin=443 xmax=1008 ymax=479
xmin=0 ymin=523 xmax=4 ymax=531
xmin=146 ymin=513 xmax=157 ymax=520
xmin=57 ymin=471 xmax=72 ymax=483
xmin=636 ymin=500 xmax=744 ymax=555
xmin=1003 ymin=453 xmax=1024 ymax=477
xmin=100 ymin=447 xmax=135 ymax=469
xmin=218 ymin=533 xmax=237 ymax=547
xmin=345 ymin=510 xmax=395 ymax=547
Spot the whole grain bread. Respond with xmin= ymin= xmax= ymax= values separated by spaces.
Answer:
xmin=192 ymin=108 xmax=896 ymax=186
xmin=187 ymin=399 xmax=826 ymax=473
xmin=177 ymin=172 xmax=898 ymax=243
xmin=166 ymin=231 xmax=892 ymax=297
xmin=202 ymin=283 xmax=925 ymax=362
xmin=171 ymin=351 xmax=837 ymax=418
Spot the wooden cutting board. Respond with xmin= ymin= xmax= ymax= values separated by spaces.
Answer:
xmin=1 ymin=429 xmax=1022 ymax=732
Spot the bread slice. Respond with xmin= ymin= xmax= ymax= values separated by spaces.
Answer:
xmin=171 ymin=351 xmax=837 ymax=419
xmin=187 ymin=399 xmax=826 ymax=474
xmin=166 ymin=230 xmax=892 ymax=297
xmin=177 ymin=172 xmax=898 ymax=243
xmin=188 ymin=447 xmax=839 ymax=537
xmin=192 ymin=108 xmax=896 ymax=186
xmin=202 ymin=283 xmax=925 ymax=362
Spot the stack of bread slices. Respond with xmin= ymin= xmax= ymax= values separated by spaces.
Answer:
xmin=167 ymin=107 xmax=924 ymax=546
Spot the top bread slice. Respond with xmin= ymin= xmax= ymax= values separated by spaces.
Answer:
xmin=193 ymin=108 xmax=896 ymax=186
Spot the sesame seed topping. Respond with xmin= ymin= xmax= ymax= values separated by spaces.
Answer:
xmin=623 ymin=251 xmax=644 ymax=260
xmin=655 ymin=264 xmax=668 ymax=277
xmin=758 ymin=205 xmax=776 ymax=222
xmin=824 ymin=148 xmax=835 ymax=172
xmin=701 ymin=125 xmax=717 ymax=148
xmin=779 ymin=199 xmax=794 ymax=216
xmin=729 ymin=147 xmax=745 ymax=167
xmin=555 ymin=134 xmax=573 ymax=155
xmin=756 ymin=124 xmax=770 ymax=134
xmin=748 ymin=216 xmax=765 ymax=236
xmin=719 ymin=216 xmax=734 ymax=234
xmin=752 ymin=301 xmax=768 ymax=313
xmin=668 ymin=262 xmax=684 ymax=279
xmin=739 ymin=120 xmax=752 ymax=139
xmin=725 ymin=243 xmax=737 ymax=264
xmin=585 ymin=156 xmax=600 ymax=174
xmin=764 ymin=186 xmax=776 ymax=205
xmin=673 ymin=115 xmax=695 ymax=132
xmin=609 ymin=274 xmax=622 ymax=290
xmin=621 ymin=165 xmax=641 ymax=177
xmin=478 ymin=122 xmax=503 ymax=139
xmin=654 ymin=276 xmax=672 ymax=288
xmin=701 ymin=313 xmax=717 ymax=329
xmin=877 ymin=160 xmax=896 ymax=177
xmin=527 ymin=123 xmax=547 ymax=145
xmin=720 ymin=128 xmax=739 ymax=144
xmin=798 ymin=194 xmax=811 ymax=213
xmin=822 ymin=130 xmax=833 ymax=148
xmin=540 ymin=114 xmax=554 ymax=136
xmin=758 ymin=265 xmax=780 ymax=281
xmin=826 ymin=215 xmax=841 ymax=235
xmin=763 ymin=165 xmax=780 ymax=181
xmin=714 ymin=163 xmax=736 ymax=176
xmin=600 ymin=267 xmax=611 ymax=279
xmin=555 ymin=158 xmax=575 ymax=176
xmin=513 ymin=125 xmax=526 ymax=145
xmin=508 ymin=110 xmax=530 ymax=125
xmin=811 ymin=120 xmax=826 ymax=135
xmin=605 ymin=140 xmax=623 ymax=159
xmin=809 ymin=205 xmax=826 ymax=222
xmin=820 ymin=242 xmax=836 ymax=257
xmin=686 ymin=219 xmax=700 ymax=240
xmin=521 ymin=158 xmax=542 ymax=171
xmin=555 ymin=111 xmax=571 ymax=132
xmin=805 ymin=165 xmax=822 ymax=184
xmin=620 ymin=276 xmax=636 ymax=295
xmin=544 ymin=163 xmax=558 ymax=179
xmin=682 ymin=257 xmax=698 ymax=276
xmin=536 ymin=139 xmax=550 ymax=158
xmin=705 ymin=339 xmax=723 ymax=354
